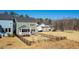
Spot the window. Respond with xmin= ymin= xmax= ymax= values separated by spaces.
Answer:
xmin=30 ymin=24 xmax=35 ymax=26
xmin=22 ymin=29 xmax=26 ymax=32
xmin=5 ymin=28 xmax=7 ymax=32
xmin=22 ymin=29 xmax=30 ymax=32
xmin=31 ymin=29 xmax=35 ymax=32
xmin=5 ymin=28 xmax=11 ymax=32
xmin=27 ymin=29 xmax=30 ymax=32
xmin=9 ymin=28 xmax=11 ymax=32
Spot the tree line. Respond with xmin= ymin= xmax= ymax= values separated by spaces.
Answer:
xmin=54 ymin=18 xmax=79 ymax=31
xmin=2 ymin=11 xmax=79 ymax=31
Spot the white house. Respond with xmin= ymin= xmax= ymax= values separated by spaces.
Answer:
xmin=37 ymin=23 xmax=51 ymax=32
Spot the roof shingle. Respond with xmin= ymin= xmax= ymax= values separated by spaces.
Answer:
xmin=15 ymin=17 xmax=36 ymax=23
xmin=0 ymin=13 xmax=13 ymax=20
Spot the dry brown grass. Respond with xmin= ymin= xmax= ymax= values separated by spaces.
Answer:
xmin=0 ymin=31 xmax=79 ymax=49
xmin=40 ymin=31 xmax=79 ymax=42
xmin=22 ymin=31 xmax=79 ymax=49
xmin=0 ymin=37 xmax=28 ymax=49
xmin=28 ymin=39 xmax=79 ymax=49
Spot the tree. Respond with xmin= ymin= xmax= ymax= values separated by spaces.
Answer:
xmin=9 ymin=11 xmax=18 ymax=19
xmin=0 ymin=25 xmax=4 ymax=33
xmin=20 ymin=15 xmax=24 ymax=17
xmin=74 ymin=19 xmax=79 ymax=30
xmin=10 ymin=12 xmax=17 ymax=16
xmin=25 ymin=14 xmax=29 ymax=18
xmin=37 ymin=22 xmax=40 ymax=24
xmin=57 ymin=21 xmax=64 ymax=31
xmin=48 ymin=19 xmax=52 ymax=25
xmin=53 ymin=21 xmax=57 ymax=31
xmin=4 ymin=11 xmax=8 ymax=15
xmin=39 ymin=18 xmax=43 ymax=22
xmin=37 ymin=18 xmax=44 ymax=24
xmin=44 ymin=18 xmax=49 ymax=24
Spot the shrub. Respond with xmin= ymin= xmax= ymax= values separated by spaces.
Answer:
xmin=8 ymin=34 xmax=15 ymax=37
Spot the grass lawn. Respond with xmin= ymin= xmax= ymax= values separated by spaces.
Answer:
xmin=22 ymin=31 xmax=79 ymax=49
xmin=28 ymin=39 xmax=79 ymax=49
xmin=0 ymin=30 xmax=79 ymax=49
xmin=40 ymin=31 xmax=79 ymax=42
xmin=0 ymin=37 xmax=27 ymax=49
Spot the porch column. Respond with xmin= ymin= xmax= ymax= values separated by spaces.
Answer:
xmin=30 ymin=28 xmax=31 ymax=35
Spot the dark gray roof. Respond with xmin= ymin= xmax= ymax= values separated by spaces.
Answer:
xmin=15 ymin=17 xmax=36 ymax=23
xmin=0 ymin=13 xmax=37 ymax=23
xmin=0 ymin=13 xmax=13 ymax=20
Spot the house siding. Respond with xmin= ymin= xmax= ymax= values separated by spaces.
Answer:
xmin=16 ymin=22 xmax=37 ymax=35
xmin=0 ymin=20 xmax=13 ymax=35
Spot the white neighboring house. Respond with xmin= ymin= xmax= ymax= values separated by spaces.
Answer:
xmin=37 ymin=25 xmax=43 ymax=32
xmin=37 ymin=23 xmax=43 ymax=32
xmin=37 ymin=23 xmax=51 ymax=32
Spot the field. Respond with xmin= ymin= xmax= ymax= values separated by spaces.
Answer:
xmin=0 ymin=31 xmax=79 ymax=49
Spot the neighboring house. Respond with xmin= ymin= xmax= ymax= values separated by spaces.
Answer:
xmin=37 ymin=23 xmax=45 ymax=32
xmin=0 ymin=14 xmax=13 ymax=36
xmin=42 ymin=25 xmax=51 ymax=32
xmin=37 ymin=25 xmax=42 ymax=32
xmin=37 ymin=23 xmax=51 ymax=32
xmin=15 ymin=17 xmax=37 ymax=36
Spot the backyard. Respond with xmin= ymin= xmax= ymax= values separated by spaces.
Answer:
xmin=24 ymin=31 xmax=79 ymax=49
xmin=0 ymin=37 xmax=28 ymax=49
xmin=0 ymin=31 xmax=79 ymax=49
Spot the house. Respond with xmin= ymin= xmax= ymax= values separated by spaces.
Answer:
xmin=37 ymin=23 xmax=51 ymax=32
xmin=0 ymin=13 xmax=13 ymax=36
xmin=15 ymin=17 xmax=37 ymax=36
xmin=37 ymin=23 xmax=45 ymax=32
xmin=42 ymin=25 xmax=51 ymax=32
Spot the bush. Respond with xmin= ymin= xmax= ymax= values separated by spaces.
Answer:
xmin=52 ymin=28 xmax=57 ymax=31
xmin=8 ymin=34 xmax=15 ymax=37
xmin=0 ymin=35 xmax=2 ymax=38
